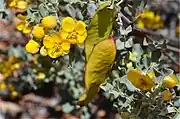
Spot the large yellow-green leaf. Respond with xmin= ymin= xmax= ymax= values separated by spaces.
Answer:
xmin=77 ymin=38 xmax=116 ymax=105
xmin=85 ymin=2 xmax=115 ymax=62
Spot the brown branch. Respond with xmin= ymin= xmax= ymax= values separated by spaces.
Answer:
xmin=162 ymin=50 xmax=180 ymax=68
xmin=120 ymin=12 xmax=180 ymax=47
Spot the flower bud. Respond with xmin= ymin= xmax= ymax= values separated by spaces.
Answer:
xmin=41 ymin=16 xmax=57 ymax=29
xmin=162 ymin=76 xmax=177 ymax=88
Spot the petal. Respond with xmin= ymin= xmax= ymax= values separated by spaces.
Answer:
xmin=61 ymin=42 xmax=70 ymax=51
xmin=59 ymin=31 xmax=69 ymax=40
xmin=41 ymin=16 xmax=57 ymax=29
xmin=51 ymin=32 xmax=62 ymax=43
xmin=77 ymin=32 xmax=87 ymax=45
xmin=61 ymin=17 xmax=75 ymax=32
xmin=74 ymin=20 xmax=86 ymax=35
xmin=32 ymin=25 xmax=45 ymax=39
xmin=23 ymin=24 xmax=32 ymax=34
xmin=25 ymin=40 xmax=40 ymax=54
xmin=147 ymin=71 xmax=155 ymax=79
xmin=40 ymin=46 xmax=47 ymax=56
xmin=140 ymin=75 xmax=154 ymax=91
xmin=16 ymin=14 xmax=27 ymax=20
xmin=9 ymin=0 xmax=16 ymax=7
xmin=68 ymin=38 xmax=77 ymax=44
xmin=63 ymin=50 xmax=70 ymax=55
xmin=16 ymin=22 xmax=25 ymax=31
xmin=17 ymin=1 xmax=27 ymax=9
xmin=47 ymin=48 xmax=63 ymax=58
xmin=43 ymin=35 xmax=55 ymax=48
xmin=137 ymin=20 xmax=144 ymax=28
xmin=127 ymin=69 xmax=143 ymax=89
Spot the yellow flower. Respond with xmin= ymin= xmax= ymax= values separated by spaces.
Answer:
xmin=9 ymin=0 xmax=29 ymax=9
xmin=137 ymin=10 xmax=164 ymax=29
xmin=43 ymin=32 xmax=70 ymax=58
xmin=137 ymin=19 xmax=144 ymax=29
xmin=127 ymin=69 xmax=155 ymax=91
xmin=9 ymin=0 xmax=16 ymax=7
xmin=163 ymin=75 xmax=177 ymax=88
xmin=17 ymin=1 xmax=27 ymax=9
xmin=16 ymin=14 xmax=32 ymax=34
xmin=147 ymin=71 xmax=155 ymax=80
xmin=162 ymin=90 xmax=172 ymax=101
xmin=36 ymin=72 xmax=46 ymax=80
xmin=11 ymin=91 xmax=18 ymax=99
xmin=129 ymin=52 xmax=138 ymax=62
xmin=25 ymin=40 xmax=40 ymax=54
xmin=40 ymin=46 xmax=48 ymax=56
xmin=41 ymin=16 xmax=57 ymax=29
xmin=0 ymin=56 xmax=21 ymax=79
xmin=32 ymin=25 xmax=45 ymax=39
xmin=59 ymin=17 xmax=87 ymax=45
xmin=0 ymin=82 xmax=7 ymax=90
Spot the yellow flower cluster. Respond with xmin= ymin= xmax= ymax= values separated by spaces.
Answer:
xmin=25 ymin=16 xmax=87 ymax=58
xmin=127 ymin=69 xmax=155 ymax=91
xmin=9 ymin=0 xmax=30 ymax=10
xmin=16 ymin=14 xmax=32 ymax=34
xmin=0 ymin=82 xmax=19 ymax=99
xmin=137 ymin=10 xmax=164 ymax=29
xmin=0 ymin=56 xmax=21 ymax=79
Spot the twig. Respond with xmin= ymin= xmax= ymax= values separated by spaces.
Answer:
xmin=120 ymin=12 xmax=180 ymax=47
xmin=161 ymin=50 xmax=180 ymax=67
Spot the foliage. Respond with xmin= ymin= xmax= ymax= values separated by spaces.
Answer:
xmin=0 ymin=0 xmax=180 ymax=119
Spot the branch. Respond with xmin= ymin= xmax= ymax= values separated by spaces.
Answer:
xmin=161 ymin=50 xmax=180 ymax=68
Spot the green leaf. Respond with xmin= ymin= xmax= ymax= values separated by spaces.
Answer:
xmin=100 ymin=82 xmax=113 ymax=92
xmin=85 ymin=2 xmax=115 ymax=62
xmin=62 ymin=103 xmax=74 ymax=113
xmin=39 ymin=4 xmax=48 ymax=17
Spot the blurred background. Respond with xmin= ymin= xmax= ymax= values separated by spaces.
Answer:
xmin=0 ymin=0 xmax=179 ymax=119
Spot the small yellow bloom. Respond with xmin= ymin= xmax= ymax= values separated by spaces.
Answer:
xmin=43 ymin=32 xmax=66 ymax=58
xmin=11 ymin=91 xmax=18 ymax=99
xmin=147 ymin=71 xmax=155 ymax=80
xmin=32 ymin=25 xmax=45 ymax=39
xmin=0 ymin=82 xmax=7 ymax=90
xmin=137 ymin=10 xmax=164 ymax=29
xmin=129 ymin=52 xmax=138 ymax=62
xmin=163 ymin=76 xmax=177 ymax=88
xmin=40 ymin=46 xmax=48 ymax=56
xmin=36 ymin=72 xmax=46 ymax=80
xmin=137 ymin=20 xmax=144 ymax=29
xmin=41 ymin=16 xmax=57 ymax=29
xmin=127 ymin=69 xmax=155 ymax=91
xmin=9 ymin=0 xmax=16 ymax=7
xmin=162 ymin=90 xmax=172 ymax=101
xmin=9 ymin=0 xmax=29 ymax=10
xmin=60 ymin=17 xmax=87 ymax=45
xmin=0 ymin=56 xmax=21 ymax=79
xmin=13 ymin=63 xmax=20 ymax=69
xmin=25 ymin=40 xmax=40 ymax=54
xmin=17 ymin=1 xmax=27 ymax=9
xmin=16 ymin=14 xmax=32 ymax=34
